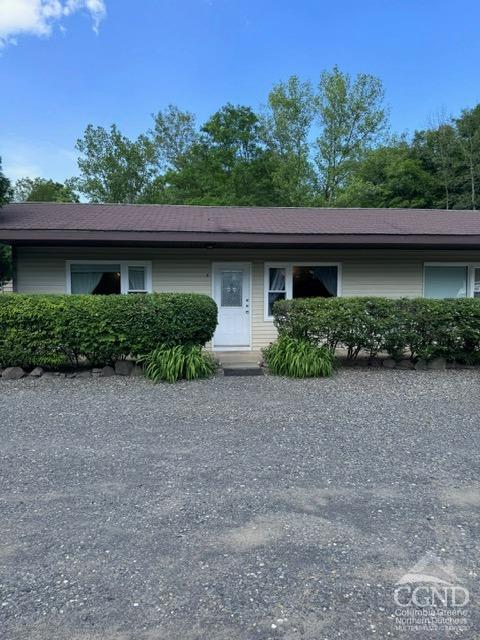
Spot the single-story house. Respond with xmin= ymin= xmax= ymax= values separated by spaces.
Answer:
xmin=2 ymin=202 xmax=480 ymax=351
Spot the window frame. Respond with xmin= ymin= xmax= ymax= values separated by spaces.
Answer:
xmin=66 ymin=260 xmax=153 ymax=295
xmin=423 ymin=262 xmax=480 ymax=299
xmin=264 ymin=262 xmax=342 ymax=321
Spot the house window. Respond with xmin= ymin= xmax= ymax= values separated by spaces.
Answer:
xmin=67 ymin=262 xmax=152 ymax=295
xmin=424 ymin=266 xmax=468 ymax=299
xmin=127 ymin=266 xmax=148 ymax=294
xmin=70 ymin=263 xmax=121 ymax=295
xmin=474 ymin=268 xmax=480 ymax=297
xmin=423 ymin=263 xmax=480 ymax=298
xmin=420 ymin=261 xmax=480 ymax=300
xmin=267 ymin=267 xmax=286 ymax=316
xmin=292 ymin=265 xmax=338 ymax=298
xmin=265 ymin=263 xmax=340 ymax=319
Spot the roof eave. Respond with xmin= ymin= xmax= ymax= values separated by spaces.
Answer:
xmin=2 ymin=229 xmax=480 ymax=249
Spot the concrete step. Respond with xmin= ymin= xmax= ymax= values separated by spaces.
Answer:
xmin=215 ymin=351 xmax=264 ymax=376
xmin=222 ymin=364 xmax=264 ymax=377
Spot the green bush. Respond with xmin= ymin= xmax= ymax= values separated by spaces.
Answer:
xmin=396 ymin=298 xmax=480 ymax=363
xmin=0 ymin=293 xmax=217 ymax=369
xmin=272 ymin=296 xmax=480 ymax=363
xmin=273 ymin=297 xmax=396 ymax=357
xmin=262 ymin=335 xmax=335 ymax=378
xmin=141 ymin=344 xmax=217 ymax=383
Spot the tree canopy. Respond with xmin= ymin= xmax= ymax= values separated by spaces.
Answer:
xmin=0 ymin=157 xmax=12 ymax=286
xmin=14 ymin=177 xmax=78 ymax=203
xmin=315 ymin=66 xmax=387 ymax=204
xmin=71 ymin=67 xmax=391 ymax=207
xmin=70 ymin=124 xmax=157 ymax=203
xmin=4 ymin=66 xmax=480 ymax=210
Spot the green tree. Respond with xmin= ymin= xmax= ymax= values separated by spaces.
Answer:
xmin=158 ymin=104 xmax=279 ymax=205
xmin=200 ymin=103 xmax=275 ymax=204
xmin=151 ymin=105 xmax=198 ymax=171
xmin=337 ymin=142 xmax=435 ymax=208
xmin=14 ymin=177 xmax=79 ymax=202
xmin=315 ymin=66 xmax=387 ymax=204
xmin=203 ymin=103 xmax=263 ymax=161
xmin=455 ymin=105 xmax=480 ymax=210
xmin=264 ymin=76 xmax=316 ymax=205
xmin=72 ymin=124 xmax=157 ymax=203
xmin=0 ymin=243 xmax=11 ymax=287
xmin=411 ymin=121 xmax=460 ymax=209
xmin=67 ymin=73 xmax=480 ymax=210
xmin=0 ymin=161 xmax=11 ymax=205
xmin=0 ymin=158 xmax=12 ymax=286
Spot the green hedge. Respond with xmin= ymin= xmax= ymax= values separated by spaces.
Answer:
xmin=273 ymin=297 xmax=480 ymax=363
xmin=0 ymin=293 xmax=217 ymax=369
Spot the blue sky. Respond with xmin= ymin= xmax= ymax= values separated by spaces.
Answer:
xmin=1 ymin=0 xmax=479 ymax=183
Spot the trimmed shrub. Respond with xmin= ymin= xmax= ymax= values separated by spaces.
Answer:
xmin=262 ymin=336 xmax=335 ymax=378
xmin=272 ymin=296 xmax=480 ymax=363
xmin=141 ymin=344 xmax=217 ymax=383
xmin=396 ymin=298 xmax=480 ymax=363
xmin=273 ymin=297 xmax=396 ymax=357
xmin=0 ymin=293 xmax=217 ymax=369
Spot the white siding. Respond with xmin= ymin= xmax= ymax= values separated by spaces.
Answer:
xmin=0 ymin=280 xmax=13 ymax=293
xmin=15 ymin=246 xmax=480 ymax=350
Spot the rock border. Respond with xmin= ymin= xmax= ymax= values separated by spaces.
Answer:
xmin=338 ymin=356 xmax=480 ymax=371
xmin=0 ymin=361 xmax=143 ymax=380
xmin=2 ymin=356 xmax=480 ymax=380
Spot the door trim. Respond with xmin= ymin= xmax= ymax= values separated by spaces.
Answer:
xmin=211 ymin=262 xmax=252 ymax=352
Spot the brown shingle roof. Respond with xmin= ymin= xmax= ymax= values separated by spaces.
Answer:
xmin=3 ymin=202 xmax=480 ymax=234
xmin=2 ymin=203 xmax=480 ymax=247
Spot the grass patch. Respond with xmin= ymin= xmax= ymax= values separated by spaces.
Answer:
xmin=141 ymin=344 xmax=217 ymax=383
xmin=262 ymin=336 xmax=335 ymax=378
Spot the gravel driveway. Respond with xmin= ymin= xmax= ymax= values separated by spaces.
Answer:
xmin=1 ymin=370 xmax=479 ymax=639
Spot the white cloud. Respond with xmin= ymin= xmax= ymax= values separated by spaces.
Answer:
xmin=0 ymin=0 xmax=106 ymax=46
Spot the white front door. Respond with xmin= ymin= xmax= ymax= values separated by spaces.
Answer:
xmin=212 ymin=263 xmax=251 ymax=349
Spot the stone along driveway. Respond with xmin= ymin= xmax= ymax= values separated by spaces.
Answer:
xmin=1 ymin=370 xmax=479 ymax=640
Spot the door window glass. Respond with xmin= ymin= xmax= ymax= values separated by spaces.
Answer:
xmin=221 ymin=271 xmax=243 ymax=307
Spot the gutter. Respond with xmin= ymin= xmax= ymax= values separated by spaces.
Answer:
xmin=2 ymin=229 xmax=480 ymax=248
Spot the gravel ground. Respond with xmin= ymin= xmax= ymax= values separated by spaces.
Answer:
xmin=1 ymin=370 xmax=479 ymax=640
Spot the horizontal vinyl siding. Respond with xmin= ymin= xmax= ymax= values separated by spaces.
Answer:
xmin=342 ymin=257 xmax=423 ymax=298
xmin=16 ymin=247 xmax=212 ymax=296
xmin=16 ymin=249 xmax=66 ymax=293
xmin=15 ymin=246 xmax=480 ymax=350
xmin=0 ymin=280 xmax=13 ymax=293
xmin=153 ymin=260 xmax=210 ymax=295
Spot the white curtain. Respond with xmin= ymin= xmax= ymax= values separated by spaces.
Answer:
xmin=128 ymin=267 xmax=145 ymax=291
xmin=269 ymin=267 xmax=286 ymax=291
xmin=70 ymin=263 xmax=121 ymax=294
xmin=71 ymin=271 xmax=103 ymax=294
xmin=313 ymin=266 xmax=337 ymax=297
